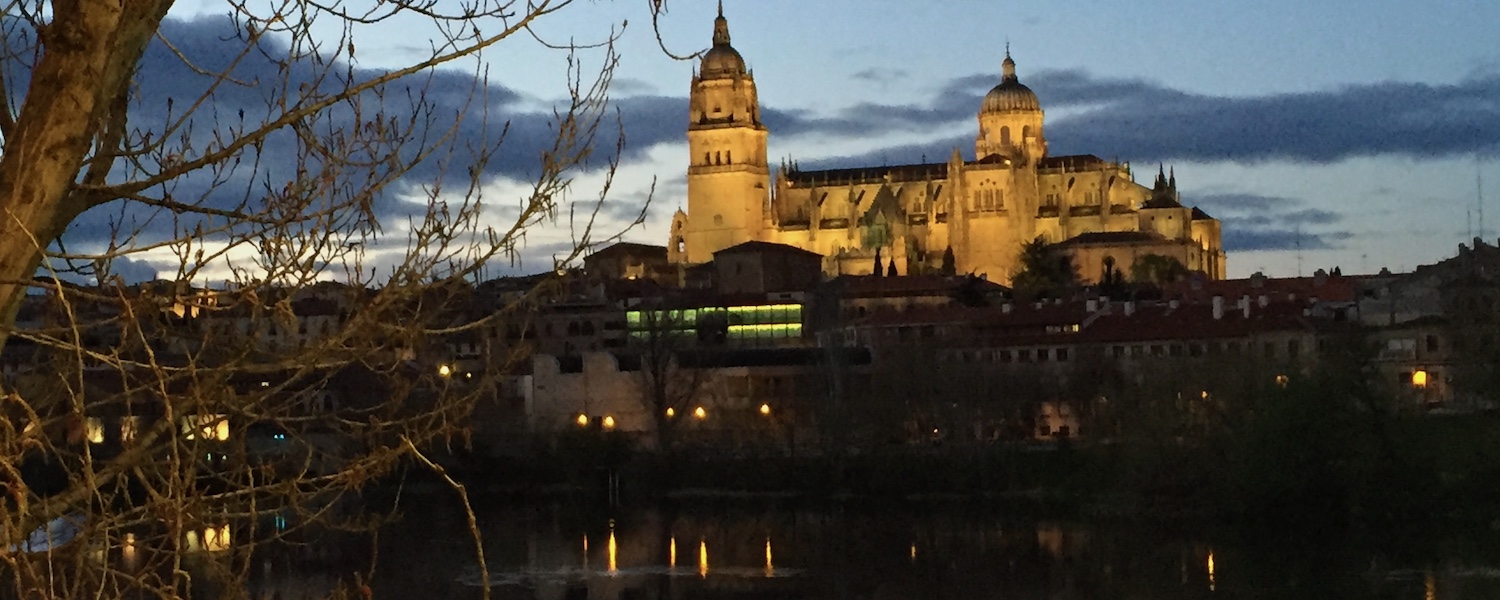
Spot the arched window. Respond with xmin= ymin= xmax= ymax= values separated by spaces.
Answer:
xmin=715 ymin=151 xmax=721 ymax=166
xmin=1000 ymin=126 xmax=1012 ymax=146
xmin=704 ymin=151 xmax=710 ymax=165
xmin=1022 ymin=125 xmax=1032 ymax=140
xmin=726 ymin=150 xmax=732 ymax=164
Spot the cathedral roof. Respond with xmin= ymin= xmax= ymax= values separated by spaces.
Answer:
xmin=700 ymin=5 xmax=747 ymax=78
xmin=980 ymin=52 xmax=1040 ymax=114
xmin=713 ymin=240 xmax=823 ymax=259
xmin=783 ymin=162 xmax=949 ymax=186
xmin=1054 ymin=231 xmax=1168 ymax=246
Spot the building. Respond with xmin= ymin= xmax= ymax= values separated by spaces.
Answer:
xmin=667 ymin=7 xmax=1226 ymax=284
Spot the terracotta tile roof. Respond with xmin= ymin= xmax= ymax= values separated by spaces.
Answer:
xmin=584 ymin=242 xmax=668 ymax=261
xmin=1162 ymin=274 xmax=1371 ymax=305
xmin=713 ymin=240 xmax=823 ymax=259
xmin=828 ymin=274 xmax=1008 ymax=298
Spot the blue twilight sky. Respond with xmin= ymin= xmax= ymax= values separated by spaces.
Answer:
xmin=132 ymin=1 xmax=1500 ymax=280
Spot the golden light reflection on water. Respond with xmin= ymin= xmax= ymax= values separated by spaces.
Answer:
xmin=698 ymin=540 xmax=709 ymax=578
xmin=608 ymin=530 xmax=618 ymax=575
xmin=669 ymin=537 xmax=677 ymax=568
xmin=765 ymin=537 xmax=774 ymax=577
xmin=122 ymin=533 xmax=140 ymax=570
xmin=582 ymin=534 xmax=589 ymax=570
xmin=1426 ymin=569 xmax=1436 ymax=600
xmin=1207 ymin=550 xmax=1216 ymax=592
xmin=910 ymin=542 xmax=917 ymax=563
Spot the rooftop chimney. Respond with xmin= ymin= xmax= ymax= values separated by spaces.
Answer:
xmin=1087 ymin=299 xmax=1099 ymax=313
xmin=1124 ymin=301 xmax=1136 ymax=316
xmin=1212 ymin=295 xmax=1224 ymax=320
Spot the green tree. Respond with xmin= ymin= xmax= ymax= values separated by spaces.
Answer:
xmin=1010 ymin=236 xmax=1078 ymax=299
xmin=1129 ymin=254 xmax=1191 ymax=285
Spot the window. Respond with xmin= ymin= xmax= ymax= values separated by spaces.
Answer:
xmin=1056 ymin=348 xmax=1069 ymax=361
xmin=1000 ymin=126 xmax=1011 ymax=145
xmin=1112 ymin=345 xmax=1125 ymax=358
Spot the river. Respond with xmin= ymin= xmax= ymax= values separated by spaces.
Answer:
xmin=226 ymin=492 xmax=1500 ymax=600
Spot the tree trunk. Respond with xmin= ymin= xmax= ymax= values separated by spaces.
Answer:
xmin=0 ymin=0 xmax=172 ymax=351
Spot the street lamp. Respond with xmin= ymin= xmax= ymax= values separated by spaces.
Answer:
xmin=576 ymin=414 xmax=589 ymax=427
xmin=759 ymin=403 xmax=771 ymax=416
xmin=438 ymin=364 xmax=453 ymax=377
xmin=694 ymin=406 xmax=707 ymax=420
xmin=603 ymin=416 xmax=617 ymax=430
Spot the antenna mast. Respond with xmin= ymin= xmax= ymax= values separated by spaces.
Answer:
xmin=1480 ymin=155 xmax=1487 ymax=242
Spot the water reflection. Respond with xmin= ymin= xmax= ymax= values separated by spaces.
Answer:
xmin=63 ymin=496 xmax=1492 ymax=600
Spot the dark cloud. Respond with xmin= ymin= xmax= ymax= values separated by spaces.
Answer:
xmin=771 ymin=69 xmax=1500 ymax=167
xmin=105 ymin=256 xmax=162 ymax=285
xmin=0 ymin=14 xmax=689 ymax=254
xmin=1195 ymin=193 xmax=1352 ymax=252
xmin=851 ymin=68 xmax=911 ymax=86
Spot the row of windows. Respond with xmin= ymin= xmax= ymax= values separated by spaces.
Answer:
xmin=972 ymin=189 xmax=1005 ymax=212
xmin=940 ymin=338 xmax=1312 ymax=364
xmin=950 ymin=347 xmax=1072 ymax=363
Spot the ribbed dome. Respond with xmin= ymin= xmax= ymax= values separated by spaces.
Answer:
xmin=699 ymin=8 xmax=746 ymax=78
xmin=980 ymin=54 xmax=1040 ymax=114
xmin=701 ymin=44 xmax=746 ymax=78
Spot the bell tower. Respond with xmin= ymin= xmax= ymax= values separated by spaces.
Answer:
xmin=679 ymin=3 xmax=769 ymax=264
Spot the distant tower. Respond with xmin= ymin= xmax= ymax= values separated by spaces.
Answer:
xmin=678 ymin=3 xmax=770 ymax=264
xmin=975 ymin=48 xmax=1047 ymax=162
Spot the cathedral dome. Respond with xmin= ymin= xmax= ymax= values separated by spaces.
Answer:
xmin=701 ymin=44 xmax=746 ymax=78
xmin=980 ymin=54 xmax=1040 ymax=114
xmin=699 ymin=8 xmax=747 ymax=78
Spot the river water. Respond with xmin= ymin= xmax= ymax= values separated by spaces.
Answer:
xmin=233 ymin=493 xmax=1500 ymax=600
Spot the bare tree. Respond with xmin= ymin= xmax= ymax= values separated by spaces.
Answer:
xmin=631 ymin=305 xmax=711 ymax=452
xmin=0 ymin=0 xmax=691 ymax=597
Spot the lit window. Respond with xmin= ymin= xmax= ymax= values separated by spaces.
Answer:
xmin=1275 ymin=374 xmax=1289 ymax=388
xmin=1412 ymin=370 xmax=1428 ymax=388
xmin=182 ymin=415 xmax=230 ymax=441
xmin=86 ymin=417 xmax=104 ymax=444
xmin=121 ymin=416 xmax=142 ymax=444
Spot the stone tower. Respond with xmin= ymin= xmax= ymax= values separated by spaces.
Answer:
xmin=676 ymin=3 xmax=769 ymax=264
xmin=975 ymin=49 xmax=1047 ymax=163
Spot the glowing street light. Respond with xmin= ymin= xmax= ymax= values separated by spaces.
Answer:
xmin=438 ymin=364 xmax=453 ymax=377
xmin=576 ymin=414 xmax=589 ymax=427
xmin=603 ymin=415 xmax=617 ymax=430
xmin=694 ymin=406 xmax=707 ymax=420
xmin=759 ymin=403 xmax=772 ymax=416
xmin=665 ymin=407 xmax=676 ymax=418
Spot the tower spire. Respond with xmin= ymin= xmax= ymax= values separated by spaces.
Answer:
xmin=713 ymin=2 xmax=731 ymax=46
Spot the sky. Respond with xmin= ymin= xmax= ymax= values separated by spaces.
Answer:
xmin=76 ymin=1 xmax=1500 ymax=281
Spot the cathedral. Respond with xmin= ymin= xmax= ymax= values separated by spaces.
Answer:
xmin=666 ymin=6 xmax=1226 ymax=284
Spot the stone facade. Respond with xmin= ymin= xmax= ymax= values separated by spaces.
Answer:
xmin=669 ymin=9 xmax=1226 ymax=285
